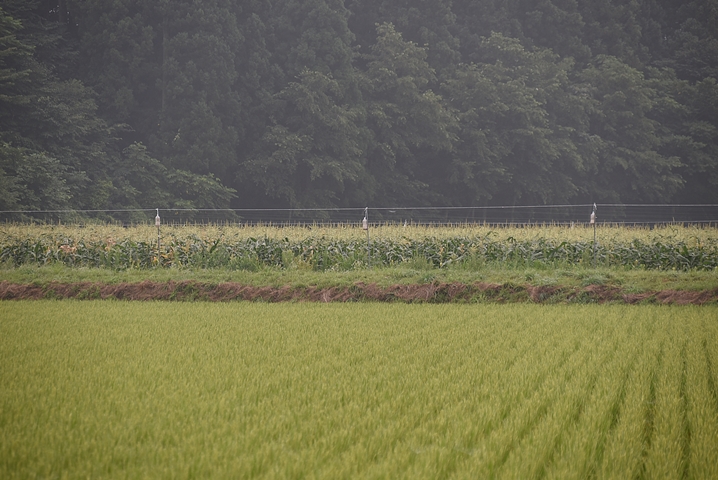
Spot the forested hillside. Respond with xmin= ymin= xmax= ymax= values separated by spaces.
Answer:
xmin=1 ymin=0 xmax=717 ymax=212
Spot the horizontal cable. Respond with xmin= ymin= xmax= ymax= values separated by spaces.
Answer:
xmin=1 ymin=204 xmax=716 ymax=214
xmin=1 ymin=205 xmax=716 ymax=226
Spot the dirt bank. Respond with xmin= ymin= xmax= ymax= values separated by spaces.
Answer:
xmin=1 ymin=281 xmax=716 ymax=305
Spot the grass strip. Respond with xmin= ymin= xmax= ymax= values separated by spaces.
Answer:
xmin=1 ymin=262 xmax=717 ymax=294
xmin=1 ymin=279 xmax=717 ymax=305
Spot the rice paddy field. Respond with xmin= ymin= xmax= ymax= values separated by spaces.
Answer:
xmin=2 ymin=301 xmax=718 ymax=479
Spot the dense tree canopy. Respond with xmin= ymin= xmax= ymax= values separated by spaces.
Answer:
xmin=1 ymin=0 xmax=716 ymax=213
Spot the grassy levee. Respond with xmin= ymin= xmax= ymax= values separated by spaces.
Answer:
xmin=2 ymin=301 xmax=718 ymax=479
xmin=2 ymin=262 xmax=717 ymax=295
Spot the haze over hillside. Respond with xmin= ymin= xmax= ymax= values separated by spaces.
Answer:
xmin=1 ymin=0 xmax=717 ymax=214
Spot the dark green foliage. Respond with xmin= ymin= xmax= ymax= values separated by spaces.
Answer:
xmin=579 ymin=55 xmax=683 ymax=202
xmin=243 ymin=69 xmax=368 ymax=207
xmin=1 ymin=0 xmax=717 ymax=212
xmin=361 ymin=23 xmax=456 ymax=205
xmin=0 ymin=7 xmax=82 ymax=212
xmin=441 ymin=34 xmax=592 ymax=205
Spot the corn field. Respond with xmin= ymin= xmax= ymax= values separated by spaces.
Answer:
xmin=1 ymin=224 xmax=717 ymax=271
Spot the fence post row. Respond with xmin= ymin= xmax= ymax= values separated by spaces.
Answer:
xmin=0 ymin=204 xmax=716 ymax=225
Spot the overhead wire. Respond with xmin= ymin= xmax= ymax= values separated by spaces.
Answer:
xmin=0 ymin=204 xmax=716 ymax=226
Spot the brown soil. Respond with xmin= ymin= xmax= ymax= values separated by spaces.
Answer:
xmin=1 ymin=281 xmax=716 ymax=305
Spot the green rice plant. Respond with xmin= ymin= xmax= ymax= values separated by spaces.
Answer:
xmin=1 ymin=302 xmax=718 ymax=478
xmin=481 ymin=315 xmax=622 ymax=477
xmin=684 ymin=314 xmax=718 ymax=479
xmin=596 ymin=318 xmax=661 ymax=479
xmin=643 ymin=319 xmax=688 ymax=478
xmin=545 ymin=309 xmax=652 ymax=478
xmin=457 ymin=309 xmax=600 ymax=475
